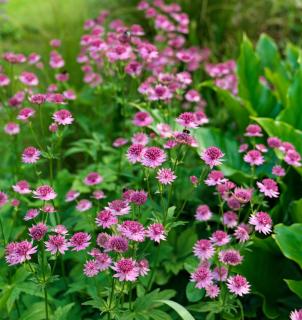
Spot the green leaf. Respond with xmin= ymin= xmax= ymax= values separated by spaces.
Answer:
xmin=274 ymin=223 xmax=302 ymax=269
xmin=285 ymin=42 xmax=301 ymax=72
xmin=51 ymin=303 xmax=74 ymax=320
xmin=284 ymin=279 xmax=302 ymax=299
xmin=19 ymin=302 xmax=46 ymax=320
xmin=289 ymin=198 xmax=302 ymax=223
xmin=150 ymin=309 xmax=172 ymax=320
xmin=176 ymin=227 xmax=197 ymax=258
xmin=157 ymin=300 xmax=195 ymax=320
xmin=185 ymin=282 xmax=205 ymax=302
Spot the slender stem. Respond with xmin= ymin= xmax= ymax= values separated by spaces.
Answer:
xmin=0 ymin=217 xmax=6 ymax=246
xmin=41 ymin=243 xmax=49 ymax=320
xmin=147 ymin=246 xmax=160 ymax=291
xmin=129 ymin=282 xmax=133 ymax=311
xmin=107 ymin=278 xmax=115 ymax=320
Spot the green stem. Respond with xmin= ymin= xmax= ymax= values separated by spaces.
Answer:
xmin=41 ymin=243 xmax=49 ymax=320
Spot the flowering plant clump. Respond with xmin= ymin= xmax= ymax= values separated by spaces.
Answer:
xmin=1 ymin=0 xmax=302 ymax=319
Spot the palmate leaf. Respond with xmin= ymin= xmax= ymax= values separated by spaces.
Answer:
xmin=51 ymin=303 xmax=75 ymax=320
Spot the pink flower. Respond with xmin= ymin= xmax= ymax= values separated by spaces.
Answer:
xmin=190 ymin=175 xmax=199 ymax=186
xmin=5 ymin=241 xmax=37 ymax=265
xmin=106 ymin=199 xmax=130 ymax=216
xmin=127 ymin=144 xmax=144 ymax=163
xmin=113 ymin=137 xmax=128 ymax=148
xmin=69 ymin=232 xmax=91 ymax=251
xmin=107 ymin=45 xmax=132 ymax=61
xmin=29 ymin=94 xmax=46 ymax=104
xmin=227 ymin=275 xmax=250 ymax=296
xmin=156 ymin=168 xmax=176 ymax=184
xmin=84 ymin=260 xmax=100 ymax=277
xmin=141 ymin=147 xmax=166 ymax=168
xmin=234 ymin=224 xmax=250 ymax=243
xmin=290 ymin=309 xmax=302 ymax=320
xmin=125 ymin=61 xmax=143 ymax=76
xmin=133 ymin=111 xmax=153 ymax=127
xmin=4 ymin=122 xmax=20 ymax=135
xmin=29 ymin=223 xmax=48 ymax=241
xmin=176 ymin=112 xmax=198 ymax=128
xmin=239 ymin=144 xmax=248 ymax=153
xmin=45 ymin=235 xmax=69 ymax=254
xmin=146 ymin=223 xmax=166 ymax=243
xmin=219 ymin=249 xmax=243 ymax=266
xmin=193 ymin=239 xmax=215 ymax=260
xmin=272 ymin=165 xmax=285 ymax=177
xmin=157 ymin=123 xmax=173 ymax=138
xmin=22 ymin=146 xmax=41 ymax=164
xmin=17 ymin=108 xmax=35 ymax=121
xmin=96 ymin=209 xmax=118 ymax=228
xmin=65 ymin=190 xmax=80 ymax=202
xmin=222 ymin=211 xmax=238 ymax=228
xmin=131 ymin=132 xmax=149 ymax=146
xmin=210 ymin=230 xmax=230 ymax=246
xmin=243 ymin=150 xmax=264 ymax=166
xmin=244 ymin=124 xmax=262 ymax=137
xmin=185 ymin=89 xmax=200 ymax=102
xmin=130 ymin=190 xmax=148 ymax=205
xmin=205 ymin=170 xmax=226 ymax=186
xmin=12 ymin=180 xmax=31 ymax=194
xmin=106 ymin=236 xmax=128 ymax=253
xmin=257 ymin=178 xmax=279 ymax=198
xmin=92 ymin=250 xmax=112 ymax=271
xmin=201 ymin=146 xmax=224 ymax=168
xmin=84 ymin=172 xmax=103 ymax=186
xmin=19 ymin=71 xmax=39 ymax=86
xmin=195 ymin=204 xmax=212 ymax=221
xmin=213 ymin=266 xmax=228 ymax=282
xmin=76 ymin=199 xmax=92 ymax=212
xmin=0 ymin=74 xmax=10 ymax=86
xmin=205 ymin=284 xmax=220 ymax=299
xmin=255 ymin=144 xmax=268 ymax=153
xmin=249 ymin=212 xmax=272 ymax=235
xmin=92 ymin=190 xmax=106 ymax=200
xmin=24 ymin=209 xmax=39 ymax=221
xmin=52 ymin=225 xmax=68 ymax=235
xmin=33 ymin=185 xmax=57 ymax=201
xmin=118 ymin=220 xmax=145 ymax=242
xmin=267 ymin=137 xmax=282 ymax=148
xmin=112 ymin=258 xmax=139 ymax=281
xmin=233 ymin=188 xmax=253 ymax=204
xmin=136 ymin=259 xmax=150 ymax=276
xmin=191 ymin=264 xmax=213 ymax=289
xmin=53 ymin=109 xmax=74 ymax=125
xmin=284 ymin=150 xmax=301 ymax=167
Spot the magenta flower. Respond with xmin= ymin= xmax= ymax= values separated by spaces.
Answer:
xmin=92 ymin=190 xmax=106 ymax=200
xmin=136 ymin=259 xmax=150 ymax=276
xmin=219 ymin=249 xmax=243 ymax=266
xmin=157 ymin=123 xmax=172 ymax=138
xmin=130 ymin=190 xmax=148 ymax=205
xmin=205 ymin=284 xmax=220 ymax=299
xmin=156 ymin=168 xmax=176 ymax=185
xmin=127 ymin=144 xmax=144 ymax=164
xmin=146 ymin=223 xmax=166 ymax=243
xmin=222 ymin=211 xmax=238 ymax=228
xmin=106 ymin=236 xmax=129 ymax=253
xmin=193 ymin=239 xmax=215 ymax=260
xmin=290 ymin=309 xmax=302 ymax=320
xmin=205 ymin=170 xmax=226 ymax=186
xmin=96 ymin=209 xmax=118 ymax=228
xmin=201 ymin=146 xmax=224 ymax=168
xmin=112 ymin=258 xmax=139 ymax=282
xmin=284 ymin=150 xmax=301 ymax=167
xmin=239 ymin=143 xmax=248 ymax=153
xmin=17 ymin=108 xmax=36 ymax=121
xmin=0 ymin=73 xmax=10 ymax=86
xmin=249 ymin=212 xmax=272 ymax=235
xmin=69 ymin=232 xmax=91 ymax=251
xmin=267 ymin=137 xmax=282 ymax=148
xmin=233 ymin=187 xmax=253 ymax=204
xmin=244 ymin=124 xmax=262 ymax=137
xmin=29 ymin=223 xmax=48 ymax=241
xmin=257 ymin=178 xmax=279 ymax=198
xmin=113 ymin=137 xmax=128 ymax=148
xmin=33 ymin=185 xmax=57 ymax=201
xmin=24 ymin=209 xmax=40 ymax=221
xmin=19 ymin=71 xmax=39 ymax=86
xmin=210 ymin=230 xmax=230 ymax=246
xmin=234 ymin=224 xmax=250 ymax=243
xmin=0 ymin=192 xmax=8 ymax=207
xmin=84 ymin=172 xmax=103 ymax=186
xmin=243 ymin=150 xmax=264 ymax=166
xmin=52 ymin=225 xmax=68 ymax=235
xmin=118 ymin=220 xmax=145 ymax=242
xmin=5 ymin=241 xmax=37 ymax=265
xmin=213 ymin=266 xmax=228 ymax=282
xmin=53 ymin=109 xmax=74 ymax=125
xmin=76 ymin=199 xmax=92 ymax=212
xmin=65 ymin=190 xmax=80 ymax=202
xmin=4 ymin=122 xmax=20 ymax=135
xmin=195 ymin=204 xmax=212 ymax=221
xmin=227 ymin=275 xmax=250 ymax=296
xmin=141 ymin=147 xmax=166 ymax=168
xmin=84 ymin=260 xmax=100 ymax=277
xmin=131 ymin=132 xmax=149 ymax=146
xmin=185 ymin=89 xmax=200 ymax=102
xmin=106 ymin=199 xmax=130 ymax=216
xmin=12 ymin=180 xmax=31 ymax=194
xmin=45 ymin=235 xmax=69 ymax=254
xmin=133 ymin=111 xmax=153 ymax=127
xmin=191 ymin=264 xmax=213 ymax=289
xmin=176 ymin=112 xmax=198 ymax=128
xmin=22 ymin=146 xmax=41 ymax=164
xmin=272 ymin=165 xmax=286 ymax=177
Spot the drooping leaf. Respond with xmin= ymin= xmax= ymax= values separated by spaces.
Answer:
xmin=285 ymin=280 xmax=302 ymax=300
xmin=157 ymin=300 xmax=195 ymax=320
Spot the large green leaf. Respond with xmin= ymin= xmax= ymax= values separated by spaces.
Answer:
xmin=274 ymin=224 xmax=302 ymax=269
xmin=185 ymin=282 xmax=205 ymax=303
xmin=157 ymin=300 xmax=195 ymax=320
xmin=285 ymin=280 xmax=302 ymax=300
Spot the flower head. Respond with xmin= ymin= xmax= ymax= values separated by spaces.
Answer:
xmin=156 ymin=168 xmax=176 ymax=184
xmin=96 ymin=210 xmax=118 ymax=228
xmin=195 ymin=204 xmax=212 ymax=221
xmin=13 ymin=180 xmax=31 ymax=194
xmin=22 ymin=147 xmax=41 ymax=164
xmin=133 ymin=111 xmax=153 ymax=127
xmin=84 ymin=172 xmax=103 ymax=185
xmin=193 ymin=239 xmax=215 ymax=260
xmin=53 ymin=109 xmax=74 ymax=125
xmin=249 ymin=212 xmax=272 ymax=235
xmin=118 ymin=220 xmax=145 ymax=242
xmin=290 ymin=309 xmax=302 ymax=320
xmin=201 ymin=146 xmax=224 ymax=168
xmin=219 ymin=249 xmax=243 ymax=266
xmin=243 ymin=150 xmax=264 ymax=166
xmin=146 ymin=223 xmax=166 ymax=243
xmin=29 ymin=223 xmax=48 ymax=241
xmin=227 ymin=275 xmax=250 ymax=296
xmin=112 ymin=258 xmax=139 ymax=282
xmin=141 ymin=147 xmax=166 ymax=168
xmin=107 ymin=199 xmax=130 ymax=216
xmin=45 ymin=235 xmax=69 ymax=254
xmin=33 ymin=185 xmax=57 ymax=201
xmin=244 ymin=124 xmax=262 ymax=137
xmin=5 ymin=241 xmax=37 ymax=265
xmin=257 ymin=178 xmax=279 ymax=198
xmin=210 ymin=230 xmax=230 ymax=246
xmin=191 ymin=264 xmax=213 ymax=289
xmin=76 ymin=199 xmax=92 ymax=212
xmin=69 ymin=232 xmax=91 ymax=251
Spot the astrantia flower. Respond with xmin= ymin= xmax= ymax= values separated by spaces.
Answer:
xmin=157 ymin=123 xmax=172 ymax=138
xmin=239 ymin=144 xmax=248 ymax=153
xmin=113 ymin=137 xmax=128 ymax=148
xmin=76 ymin=199 xmax=92 ymax=212
xmin=5 ymin=241 xmax=37 ymax=265
xmin=0 ymin=74 xmax=10 ymax=86
xmin=22 ymin=146 xmax=41 ymax=164
xmin=13 ymin=180 xmax=31 ymax=194
xmin=176 ymin=112 xmax=198 ymax=128
xmin=127 ymin=144 xmax=144 ymax=164
xmin=227 ymin=275 xmax=250 ymax=296
xmin=24 ymin=208 xmax=39 ymax=221
xmin=190 ymin=175 xmax=199 ymax=186
xmin=19 ymin=71 xmax=39 ymax=86
xmin=284 ymin=150 xmax=301 ymax=167
xmin=107 ymin=199 xmax=130 ymax=216
xmin=92 ymin=250 xmax=112 ymax=271
xmin=185 ymin=89 xmax=200 ymax=102
xmin=130 ymin=190 xmax=148 ymax=205
xmin=193 ymin=239 xmax=215 ymax=260
xmin=267 ymin=137 xmax=282 ymax=148
xmin=272 ymin=165 xmax=286 ymax=177
xmin=118 ymin=220 xmax=145 ymax=242
xmin=222 ymin=211 xmax=238 ymax=228
xmin=96 ymin=209 xmax=117 ymax=228
xmin=112 ymin=258 xmax=139 ymax=281
xmin=210 ymin=230 xmax=230 ymax=246
xmin=52 ymin=225 xmax=68 ymax=235
xmin=244 ymin=124 xmax=262 ymax=137
xmin=205 ymin=170 xmax=226 ymax=186
xmin=233 ymin=188 xmax=253 ymax=204
xmin=146 ymin=223 xmax=166 ymax=243
xmin=4 ymin=122 xmax=20 ymax=135
xmin=205 ymin=284 xmax=220 ymax=299
xmin=53 ymin=109 xmax=74 ymax=125
xmin=29 ymin=223 xmax=48 ymax=241
xmin=133 ymin=111 xmax=153 ymax=127
xmin=213 ymin=266 xmax=228 ymax=282
xmin=136 ymin=259 xmax=150 ymax=276
xmin=290 ymin=309 xmax=302 ymax=320
xmin=92 ymin=190 xmax=106 ymax=200
xmin=234 ymin=224 xmax=250 ymax=243
xmin=33 ymin=185 xmax=56 ymax=201
xmin=257 ymin=178 xmax=279 ymax=198
xmin=65 ymin=190 xmax=80 ymax=202
xmin=45 ymin=235 xmax=69 ymax=254
xmin=96 ymin=233 xmax=110 ymax=248
xmin=195 ymin=204 xmax=212 ymax=221
xmin=191 ymin=265 xmax=213 ymax=289
xmin=84 ymin=172 xmax=103 ymax=186
xmin=84 ymin=260 xmax=100 ymax=277
xmin=141 ymin=147 xmax=166 ymax=168
xmin=249 ymin=212 xmax=272 ymax=235
xmin=156 ymin=168 xmax=176 ymax=185
xmin=69 ymin=232 xmax=91 ymax=251
xmin=131 ymin=132 xmax=149 ymax=146
xmin=219 ymin=249 xmax=243 ymax=266
xmin=243 ymin=150 xmax=264 ymax=166
xmin=174 ymin=132 xmax=198 ymax=147
xmin=106 ymin=236 xmax=128 ymax=253
xmin=17 ymin=108 xmax=35 ymax=121
xmin=255 ymin=144 xmax=268 ymax=153
xmin=201 ymin=146 xmax=224 ymax=168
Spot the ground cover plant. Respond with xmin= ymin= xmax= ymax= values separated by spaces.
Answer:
xmin=0 ymin=0 xmax=302 ymax=319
